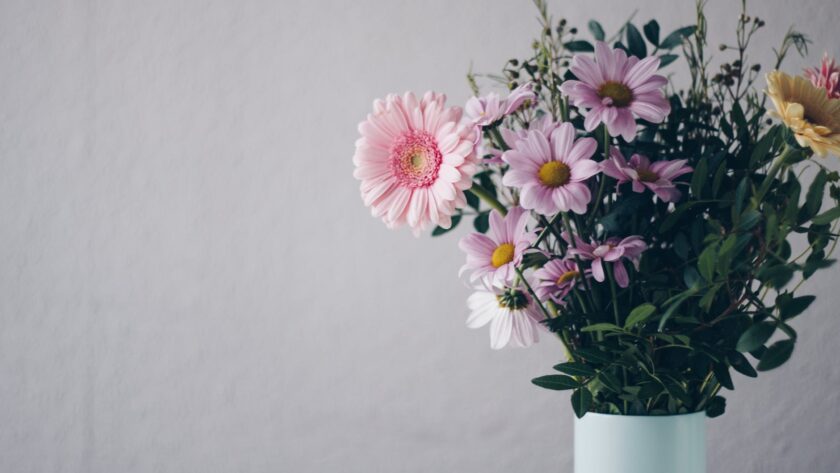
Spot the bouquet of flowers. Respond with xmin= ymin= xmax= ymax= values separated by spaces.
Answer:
xmin=352 ymin=0 xmax=840 ymax=419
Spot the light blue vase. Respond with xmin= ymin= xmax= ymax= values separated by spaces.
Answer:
xmin=574 ymin=411 xmax=706 ymax=473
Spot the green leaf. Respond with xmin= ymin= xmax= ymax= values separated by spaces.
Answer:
xmin=588 ymin=20 xmax=605 ymax=41
xmin=801 ymin=169 xmax=828 ymax=223
xmin=713 ymin=363 xmax=734 ymax=390
xmin=658 ymin=54 xmax=678 ymax=68
xmin=731 ymin=101 xmax=747 ymax=131
xmin=690 ymin=157 xmax=708 ymax=197
xmin=575 ymin=347 xmax=613 ymax=365
xmin=554 ymin=362 xmax=596 ymax=377
xmin=733 ymin=177 xmax=749 ymax=219
xmin=699 ymin=283 xmax=721 ymax=311
xmin=698 ymin=244 xmax=718 ymax=281
xmin=757 ymin=263 xmax=795 ymax=289
xmin=571 ymin=388 xmax=593 ymax=418
xmin=750 ymin=126 xmax=779 ymax=167
xmin=803 ymin=258 xmax=835 ymax=279
xmin=659 ymin=26 xmax=696 ymax=49
xmin=597 ymin=371 xmax=622 ymax=393
xmin=532 ymin=375 xmax=581 ymax=391
xmin=728 ymin=351 xmax=758 ymax=378
xmin=736 ymin=321 xmax=776 ymax=352
xmin=565 ymin=40 xmax=594 ymax=52
xmin=717 ymin=235 xmax=738 ymax=274
xmin=658 ymin=287 xmax=698 ymax=331
xmin=777 ymin=294 xmax=816 ymax=320
xmin=643 ymin=20 xmax=660 ymax=45
xmin=812 ymin=206 xmax=840 ymax=225
xmin=705 ymin=396 xmax=726 ymax=418
xmin=720 ymin=117 xmax=733 ymax=140
xmin=756 ymin=339 xmax=795 ymax=371
xmin=625 ymin=23 xmax=646 ymax=58
xmin=624 ymin=303 xmax=657 ymax=329
xmin=783 ymin=172 xmax=801 ymax=224
xmin=737 ymin=210 xmax=762 ymax=231
xmin=431 ymin=214 xmax=461 ymax=236
xmin=581 ymin=323 xmax=623 ymax=333
xmin=473 ymin=212 xmax=489 ymax=233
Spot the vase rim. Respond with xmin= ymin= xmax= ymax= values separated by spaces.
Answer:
xmin=578 ymin=410 xmax=707 ymax=419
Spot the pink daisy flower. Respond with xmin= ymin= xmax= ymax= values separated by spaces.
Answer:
xmin=498 ymin=115 xmax=561 ymax=152
xmin=533 ymin=258 xmax=589 ymax=304
xmin=567 ymin=235 xmax=647 ymax=288
xmin=353 ymin=92 xmax=478 ymax=234
xmin=601 ymin=148 xmax=693 ymax=203
xmin=501 ymin=122 xmax=600 ymax=215
xmin=465 ymin=83 xmax=536 ymax=127
xmin=458 ymin=207 xmax=535 ymax=286
xmin=804 ymin=53 xmax=840 ymax=99
xmin=466 ymin=285 xmax=545 ymax=349
xmin=559 ymin=41 xmax=671 ymax=141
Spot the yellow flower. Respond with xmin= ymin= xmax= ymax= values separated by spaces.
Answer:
xmin=766 ymin=70 xmax=840 ymax=157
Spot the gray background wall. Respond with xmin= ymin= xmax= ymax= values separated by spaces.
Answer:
xmin=1 ymin=1 xmax=838 ymax=472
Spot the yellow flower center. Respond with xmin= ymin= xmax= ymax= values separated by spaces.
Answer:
xmin=556 ymin=270 xmax=580 ymax=285
xmin=637 ymin=169 xmax=659 ymax=183
xmin=491 ymin=243 xmax=516 ymax=268
xmin=597 ymin=81 xmax=634 ymax=107
xmin=538 ymin=161 xmax=571 ymax=188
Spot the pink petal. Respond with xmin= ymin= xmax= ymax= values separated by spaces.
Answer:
xmin=570 ymin=160 xmax=601 ymax=181
xmin=552 ymin=123 xmax=576 ymax=159
xmin=613 ymin=261 xmax=630 ymax=288
xmin=591 ymin=258 xmax=605 ymax=282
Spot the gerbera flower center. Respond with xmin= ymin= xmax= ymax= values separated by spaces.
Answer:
xmin=637 ymin=169 xmax=659 ymax=183
xmin=390 ymin=130 xmax=443 ymax=188
xmin=491 ymin=243 xmax=516 ymax=268
xmin=538 ymin=161 xmax=571 ymax=188
xmin=597 ymin=81 xmax=634 ymax=108
xmin=496 ymin=289 xmax=529 ymax=310
xmin=556 ymin=270 xmax=580 ymax=285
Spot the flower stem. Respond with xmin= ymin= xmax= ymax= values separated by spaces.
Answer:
xmin=489 ymin=127 xmax=509 ymax=151
xmin=467 ymin=184 xmax=507 ymax=216
xmin=605 ymin=263 xmax=628 ymax=414
xmin=605 ymin=264 xmax=622 ymax=326
xmin=562 ymin=213 xmax=599 ymax=311
xmin=751 ymin=145 xmax=797 ymax=209
xmin=515 ymin=266 xmax=577 ymax=362
xmin=515 ymin=267 xmax=550 ymax=316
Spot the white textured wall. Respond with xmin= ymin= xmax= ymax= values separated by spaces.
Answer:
xmin=1 ymin=1 xmax=839 ymax=472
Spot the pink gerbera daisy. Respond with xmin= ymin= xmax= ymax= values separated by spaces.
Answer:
xmin=559 ymin=41 xmax=671 ymax=141
xmin=533 ymin=258 xmax=589 ymax=304
xmin=601 ymin=148 xmax=693 ymax=203
xmin=353 ymin=92 xmax=478 ymax=234
xmin=466 ymin=285 xmax=545 ymax=349
xmin=804 ymin=53 xmax=840 ymax=99
xmin=501 ymin=122 xmax=600 ymax=215
xmin=567 ymin=235 xmax=647 ymax=288
xmin=459 ymin=207 xmax=534 ymax=286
